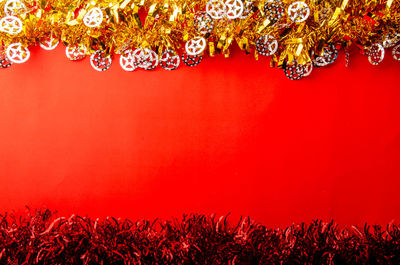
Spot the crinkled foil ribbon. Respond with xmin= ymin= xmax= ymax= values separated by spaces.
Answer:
xmin=0 ymin=0 xmax=398 ymax=64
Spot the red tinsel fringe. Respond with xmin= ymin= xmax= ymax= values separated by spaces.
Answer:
xmin=0 ymin=208 xmax=399 ymax=264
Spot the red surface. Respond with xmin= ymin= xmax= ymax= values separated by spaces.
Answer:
xmin=0 ymin=46 xmax=399 ymax=227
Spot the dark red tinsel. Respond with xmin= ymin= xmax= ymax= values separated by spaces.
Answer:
xmin=0 ymin=209 xmax=399 ymax=264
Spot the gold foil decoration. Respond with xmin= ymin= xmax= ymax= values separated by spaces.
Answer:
xmin=0 ymin=0 xmax=396 ymax=71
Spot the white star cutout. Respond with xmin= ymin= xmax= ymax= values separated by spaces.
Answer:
xmin=185 ymin=37 xmax=207 ymax=56
xmin=6 ymin=43 xmax=30 ymax=63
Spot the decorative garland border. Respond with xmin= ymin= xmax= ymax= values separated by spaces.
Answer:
xmin=0 ymin=209 xmax=399 ymax=264
xmin=0 ymin=0 xmax=399 ymax=79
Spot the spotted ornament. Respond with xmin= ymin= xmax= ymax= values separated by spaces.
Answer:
xmin=194 ymin=12 xmax=214 ymax=34
xmin=313 ymin=45 xmax=338 ymax=67
xmin=0 ymin=46 xmax=12 ymax=68
xmin=284 ymin=62 xmax=305 ymax=80
xmin=367 ymin=43 xmax=385 ymax=66
xmin=160 ymin=50 xmax=180 ymax=71
xmin=263 ymin=0 xmax=284 ymax=23
xmin=66 ymin=45 xmax=87 ymax=61
xmin=90 ymin=50 xmax=112 ymax=71
xmin=182 ymin=52 xmax=203 ymax=67
xmin=256 ymin=35 xmax=278 ymax=56
xmin=132 ymin=48 xmax=159 ymax=70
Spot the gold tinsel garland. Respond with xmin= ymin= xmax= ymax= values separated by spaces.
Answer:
xmin=0 ymin=0 xmax=399 ymax=78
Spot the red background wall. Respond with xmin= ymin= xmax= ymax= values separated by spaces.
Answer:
xmin=0 ymin=46 xmax=399 ymax=227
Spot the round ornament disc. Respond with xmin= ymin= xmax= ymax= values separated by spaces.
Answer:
xmin=182 ymin=52 xmax=203 ymax=67
xmin=65 ymin=45 xmax=87 ymax=61
xmin=4 ymin=0 xmax=27 ymax=16
xmin=256 ymin=35 xmax=278 ymax=56
xmin=288 ymin=1 xmax=310 ymax=23
xmin=368 ymin=43 xmax=385 ymax=66
xmin=225 ymin=0 xmax=244 ymax=19
xmin=194 ymin=12 xmax=214 ymax=34
xmin=119 ymin=49 xmax=138 ymax=71
xmin=263 ymin=0 xmax=284 ymax=23
xmin=206 ymin=0 xmax=227 ymax=19
xmin=160 ymin=50 xmax=180 ymax=70
xmin=6 ymin=43 xmax=30 ymax=64
xmin=313 ymin=45 xmax=338 ymax=67
xmin=185 ymin=36 xmax=207 ymax=56
xmin=90 ymin=50 xmax=112 ymax=71
xmin=132 ymin=48 xmax=159 ymax=70
xmin=0 ymin=16 xmax=23 ymax=35
xmin=83 ymin=7 xmax=103 ymax=28
xmin=284 ymin=62 xmax=305 ymax=80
